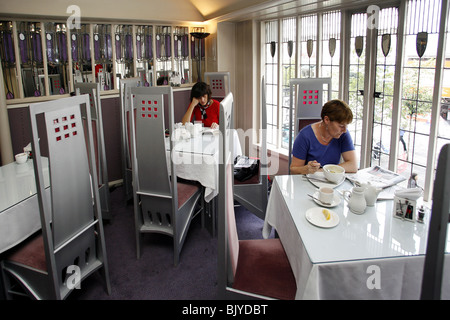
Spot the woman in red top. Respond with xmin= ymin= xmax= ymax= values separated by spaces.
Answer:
xmin=181 ymin=82 xmax=220 ymax=128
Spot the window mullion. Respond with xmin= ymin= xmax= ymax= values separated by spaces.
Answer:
xmin=317 ymin=13 xmax=323 ymax=77
xmin=340 ymin=10 xmax=351 ymax=102
xmin=277 ymin=19 xmax=283 ymax=150
xmin=424 ymin=0 xmax=449 ymax=201
xmin=360 ymin=20 xmax=378 ymax=169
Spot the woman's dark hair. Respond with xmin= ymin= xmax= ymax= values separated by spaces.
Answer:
xmin=321 ymin=99 xmax=353 ymax=124
xmin=190 ymin=82 xmax=212 ymax=101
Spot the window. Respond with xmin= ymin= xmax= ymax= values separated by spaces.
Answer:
xmin=261 ymin=0 xmax=448 ymax=200
xmin=264 ymin=20 xmax=279 ymax=147
xmin=299 ymin=15 xmax=317 ymax=78
xmin=281 ymin=17 xmax=297 ymax=149
xmin=399 ymin=0 xmax=442 ymax=189
xmin=321 ymin=11 xmax=341 ymax=99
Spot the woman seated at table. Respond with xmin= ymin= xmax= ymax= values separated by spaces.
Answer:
xmin=181 ymin=82 xmax=219 ymax=128
xmin=290 ymin=99 xmax=358 ymax=175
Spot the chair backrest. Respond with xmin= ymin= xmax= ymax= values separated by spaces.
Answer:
xmin=29 ymin=95 xmax=107 ymax=299
xmin=129 ymin=86 xmax=175 ymax=199
xmin=218 ymin=92 xmax=239 ymax=288
xmin=260 ymin=76 xmax=268 ymax=186
xmin=288 ymin=78 xmax=331 ymax=170
xmin=74 ymin=82 xmax=108 ymax=188
xmin=204 ymin=72 xmax=230 ymax=101
xmin=421 ymin=143 xmax=450 ymax=299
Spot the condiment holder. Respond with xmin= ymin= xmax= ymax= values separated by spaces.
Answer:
xmin=392 ymin=188 xmax=423 ymax=222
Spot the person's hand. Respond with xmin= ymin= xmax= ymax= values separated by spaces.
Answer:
xmin=191 ymin=97 xmax=200 ymax=106
xmin=306 ymin=160 xmax=320 ymax=174
xmin=211 ymin=122 xmax=219 ymax=129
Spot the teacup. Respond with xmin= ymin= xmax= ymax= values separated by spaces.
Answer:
xmin=15 ymin=152 xmax=28 ymax=164
xmin=318 ymin=186 xmax=334 ymax=204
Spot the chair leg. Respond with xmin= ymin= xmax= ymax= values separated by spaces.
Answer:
xmin=1 ymin=262 xmax=11 ymax=300
xmin=99 ymin=265 xmax=112 ymax=295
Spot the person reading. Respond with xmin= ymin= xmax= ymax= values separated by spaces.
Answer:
xmin=290 ymin=99 xmax=358 ymax=175
xmin=181 ymin=82 xmax=219 ymax=129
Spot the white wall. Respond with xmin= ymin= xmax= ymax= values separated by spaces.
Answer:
xmin=0 ymin=0 xmax=204 ymax=23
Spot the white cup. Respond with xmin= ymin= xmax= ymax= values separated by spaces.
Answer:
xmin=318 ymin=186 xmax=334 ymax=204
xmin=15 ymin=152 xmax=28 ymax=164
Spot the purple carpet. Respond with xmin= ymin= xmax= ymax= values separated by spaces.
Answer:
xmin=68 ymin=186 xmax=272 ymax=300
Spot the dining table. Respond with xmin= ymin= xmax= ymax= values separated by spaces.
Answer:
xmin=263 ymin=173 xmax=450 ymax=300
xmin=165 ymin=129 xmax=242 ymax=203
xmin=0 ymin=157 xmax=50 ymax=255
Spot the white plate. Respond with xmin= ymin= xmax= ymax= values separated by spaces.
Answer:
xmin=306 ymin=172 xmax=345 ymax=189
xmin=305 ymin=207 xmax=340 ymax=228
xmin=312 ymin=191 xmax=341 ymax=208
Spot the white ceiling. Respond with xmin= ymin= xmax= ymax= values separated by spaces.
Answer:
xmin=192 ymin=0 xmax=384 ymax=21
xmin=0 ymin=0 xmax=387 ymax=24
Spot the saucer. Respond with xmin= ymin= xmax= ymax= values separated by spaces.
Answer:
xmin=305 ymin=207 xmax=339 ymax=228
xmin=312 ymin=191 xmax=341 ymax=208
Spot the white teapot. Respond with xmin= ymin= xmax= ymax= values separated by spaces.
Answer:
xmin=361 ymin=182 xmax=382 ymax=206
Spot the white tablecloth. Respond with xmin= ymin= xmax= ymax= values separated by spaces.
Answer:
xmin=263 ymin=175 xmax=450 ymax=299
xmin=0 ymin=158 xmax=50 ymax=254
xmin=167 ymin=131 xmax=242 ymax=202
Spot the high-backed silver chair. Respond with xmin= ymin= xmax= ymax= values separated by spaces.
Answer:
xmin=204 ymin=72 xmax=230 ymax=102
xmin=75 ymin=82 xmax=111 ymax=218
xmin=288 ymin=78 xmax=332 ymax=171
xmin=233 ymin=77 xmax=268 ymax=220
xmin=421 ymin=143 xmax=450 ymax=299
xmin=129 ymin=87 xmax=203 ymax=266
xmin=1 ymin=95 xmax=111 ymax=299
xmin=119 ymin=78 xmax=141 ymax=202
xmin=217 ymin=92 xmax=296 ymax=300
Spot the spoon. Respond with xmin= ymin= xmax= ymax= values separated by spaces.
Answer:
xmin=307 ymin=194 xmax=331 ymax=205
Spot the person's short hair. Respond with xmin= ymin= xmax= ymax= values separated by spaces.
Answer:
xmin=321 ymin=99 xmax=353 ymax=124
xmin=190 ymin=82 xmax=212 ymax=101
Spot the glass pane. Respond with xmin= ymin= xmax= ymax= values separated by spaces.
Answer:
xmin=93 ymin=24 xmax=114 ymax=90
xmin=0 ymin=21 xmax=18 ymax=99
xmin=371 ymin=7 xmax=399 ymax=168
xmin=265 ymin=20 xmax=278 ymax=147
xmin=45 ymin=22 xmax=69 ymax=95
xmin=299 ymin=15 xmax=317 ymax=79
xmin=18 ymin=21 xmax=47 ymax=97
xmin=281 ymin=17 xmax=296 ymax=149
xmin=173 ymin=26 xmax=189 ymax=85
xmin=115 ymin=25 xmax=134 ymax=81
xmin=321 ymin=11 xmax=341 ymax=99
xmin=71 ymin=24 xmax=92 ymax=87
xmin=347 ymin=12 xmax=366 ymax=166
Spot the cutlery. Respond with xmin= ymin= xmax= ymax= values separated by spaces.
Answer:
xmin=305 ymin=176 xmax=332 ymax=184
xmin=307 ymin=194 xmax=331 ymax=205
